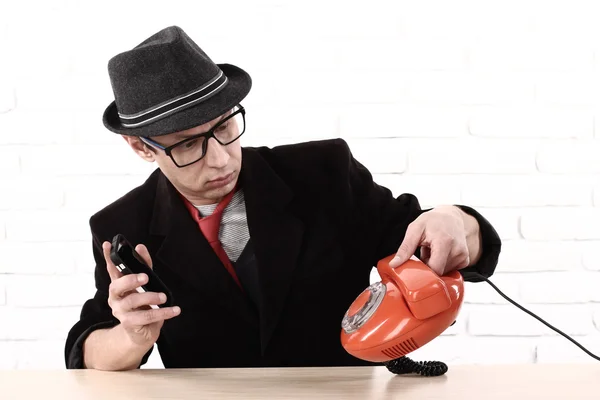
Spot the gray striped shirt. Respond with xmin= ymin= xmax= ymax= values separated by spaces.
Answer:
xmin=195 ymin=189 xmax=250 ymax=262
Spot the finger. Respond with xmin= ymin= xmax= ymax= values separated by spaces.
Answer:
xmin=103 ymin=241 xmax=122 ymax=282
xmin=427 ymin=235 xmax=453 ymax=275
xmin=389 ymin=221 xmax=425 ymax=268
xmin=420 ymin=246 xmax=431 ymax=264
xmin=134 ymin=244 xmax=153 ymax=269
xmin=448 ymin=244 xmax=470 ymax=270
xmin=109 ymin=273 xmax=148 ymax=299
xmin=121 ymin=291 xmax=168 ymax=312
xmin=121 ymin=306 xmax=181 ymax=327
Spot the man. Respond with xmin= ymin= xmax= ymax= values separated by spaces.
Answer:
xmin=65 ymin=26 xmax=501 ymax=370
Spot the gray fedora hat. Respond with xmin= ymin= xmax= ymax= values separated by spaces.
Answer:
xmin=102 ymin=26 xmax=251 ymax=137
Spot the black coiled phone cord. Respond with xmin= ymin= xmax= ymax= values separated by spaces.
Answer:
xmin=382 ymin=273 xmax=600 ymax=376
xmin=384 ymin=356 xmax=448 ymax=376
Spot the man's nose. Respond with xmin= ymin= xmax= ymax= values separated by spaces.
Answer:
xmin=204 ymin=137 xmax=229 ymax=168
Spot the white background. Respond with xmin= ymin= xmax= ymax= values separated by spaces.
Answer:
xmin=1 ymin=0 xmax=599 ymax=369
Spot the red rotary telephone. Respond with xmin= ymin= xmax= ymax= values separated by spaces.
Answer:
xmin=341 ymin=253 xmax=600 ymax=376
xmin=340 ymin=254 xmax=464 ymax=376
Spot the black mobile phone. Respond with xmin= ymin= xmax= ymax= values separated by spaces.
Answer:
xmin=110 ymin=233 xmax=174 ymax=309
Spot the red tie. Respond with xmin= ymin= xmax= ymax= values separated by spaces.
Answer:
xmin=180 ymin=188 xmax=243 ymax=289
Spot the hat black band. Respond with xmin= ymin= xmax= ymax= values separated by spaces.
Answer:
xmin=117 ymin=70 xmax=228 ymax=128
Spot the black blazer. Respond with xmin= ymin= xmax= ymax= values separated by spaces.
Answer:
xmin=65 ymin=138 xmax=501 ymax=369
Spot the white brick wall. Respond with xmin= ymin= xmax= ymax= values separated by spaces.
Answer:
xmin=2 ymin=0 xmax=600 ymax=370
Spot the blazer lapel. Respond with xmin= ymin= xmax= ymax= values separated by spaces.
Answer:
xmin=149 ymin=172 xmax=258 ymax=327
xmin=239 ymin=148 xmax=304 ymax=354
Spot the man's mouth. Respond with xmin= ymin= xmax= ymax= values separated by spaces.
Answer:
xmin=207 ymin=172 xmax=233 ymax=184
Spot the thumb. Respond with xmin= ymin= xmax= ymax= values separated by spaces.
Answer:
xmin=389 ymin=222 xmax=423 ymax=268
xmin=103 ymin=241 xmax=123 ymax=282
xmin=134 ymin=244 xmax=153 ymax=269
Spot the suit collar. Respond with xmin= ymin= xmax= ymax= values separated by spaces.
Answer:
xmin=149 ymin=147 xmax=305 ymax=354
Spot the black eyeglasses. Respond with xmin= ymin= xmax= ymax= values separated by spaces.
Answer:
xmin=140 ymin=104 xmax=246 ymax=168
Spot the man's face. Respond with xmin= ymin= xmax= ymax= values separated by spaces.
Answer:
xmin=124 ymin=109 xmax=243 ymax=205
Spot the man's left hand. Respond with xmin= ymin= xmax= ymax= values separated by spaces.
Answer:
xmin=388 ymin=205 xmax=481 ymax=275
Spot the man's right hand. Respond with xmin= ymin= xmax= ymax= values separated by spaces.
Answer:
xmin=103 ymin=241 xmax=181 ymax=348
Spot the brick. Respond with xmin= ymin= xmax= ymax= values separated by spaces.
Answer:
xmin=372 ymin=174 xmax=461 ymax=210
xmin=464 ymin=275 xmax=520 ymax=305
xmin=269 ymin=3 xmax=402 ymax=40
xmin=520 ymin=208 xmax=600 ymax=240
xmin=498 ymin=240 xmax=584 ymax=273
xmin=536 ymin=139 xmax=600 ymax=173
xmin=4 ymin=10 xmax=74 ymax=80
xmin=536 ymin=335 xmax=600 ymax=364
xmin=468 ymin=107 xmax=593 ymax=138
xmin=460 ymin=174 xmax=593 ymax=207
xmin=231 ymin=36 xmax=338 ymax=76
xmin=3 ymin=0 xmax=73 ymax=13
xmin=397 ymin=2 xmax=484 ymax=41
xmin=73 ymin=241 xmax=98 ymax=275
xmin=247 ymin=105 xmax=338 ymax=140
xmin=14 ymin=340 xmax=68 ymax=369
xmin=61 ymin=175 xmax=148 ymax=213
xmin=440 ymin=316 xmax=465 ymax=336
xmin=6 ymin=275 xmax=94 ymax=307
xmin=0 ymin=306 xmax=82 ymax=340
xmin=0 ymin=110 xmax=76 ymax=144
xmin=518 ymin=272 xmax=600 ymax=304
xmin=336 ymin=39 xmax=467 ymax=71
xmin=0 ymin=82 xmax=15 ymax=113
xmin=19 ymin=145 xmax=155 ymax=177
xmin=332 ymin=70 xmax=409 ymax=104
xmin=0 ymin=178 xmax=64 ymax=210
xmin=467 ymin=304 xmax=595 ymax=336
xmin=340 ymin=105 xmax=468 ymax=139
xmin=5 ymin=210 xmax=92 ymax=242
xmin=582 ymin=241 xmax=600 ymax=271
xmin=345 ymin=138 xmax=408 ymax=174
xmin=404 ymin=71 xmax=535 ymax=106
xmin=71 ymin=112 xmax=125 ymax=145
xmin=533 ymin=4 xmax=598 ymax=45
xmin=0 ymin=242 xmax=77 ymax=275
xmin=407 ymin=138 xmax=537 ymax=174
xmin=267 ymin=66 xmax=338 ymax=105
xmin=0 ymin=342 xmax=18 ymax=369
xmin=0 ymin=216 xmax=5 ymax=241
xmin=465 ymin=208 xmax=521 ymax=240
xmin=534 ymin=73 xmax=596 ymax=106
xmin=15 ymin=76 xmax=114 ymax=112
xmin=469 ymin=40 xmax=593 ymax=72
xmin=0 ymin=147 xmax=20 ymax=176
xmin=407 ymin=336 xmax=536 ymax=365
xmin=69 ymin=34 xmax=118 ymax=75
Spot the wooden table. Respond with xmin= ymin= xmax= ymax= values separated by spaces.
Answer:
xmin=0 ymin=364 xmax=597 ymax=399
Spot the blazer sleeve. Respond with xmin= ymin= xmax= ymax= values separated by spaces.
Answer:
xmin=64 ymin=227 xmax=153 ymax=369
xmin=335 ymin=138 xmax=501 ymax=283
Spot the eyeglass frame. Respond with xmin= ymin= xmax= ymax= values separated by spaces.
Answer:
xmin=139 ymin=104 xmax=246 ymax=168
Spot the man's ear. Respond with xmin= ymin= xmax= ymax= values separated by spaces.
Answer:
xmin=122 ymin=135 xmax=155 ymax=162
